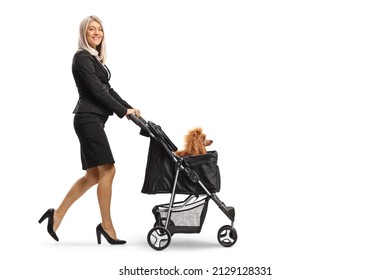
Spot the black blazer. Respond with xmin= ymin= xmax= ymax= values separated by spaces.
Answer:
xmin=72 ymin=50 xmax=132 ymax=118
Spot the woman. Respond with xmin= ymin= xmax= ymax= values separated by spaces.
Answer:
xmin=38 ymin=15 xmax=140 ymax=245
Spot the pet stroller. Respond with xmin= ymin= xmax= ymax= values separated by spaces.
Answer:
xmin=129 ymin=114 xmax=237 ymax=250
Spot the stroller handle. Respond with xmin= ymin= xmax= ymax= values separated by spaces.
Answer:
xmin=127 ymin=113 xmax=150 ymax=136
xmin=127 ymin=113 xmax=144 ymax=125
xmin=127 ymin=113 xmax=178 ymax=151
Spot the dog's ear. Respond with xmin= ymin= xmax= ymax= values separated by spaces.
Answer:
xmin=192 ymin=127 xmax=203 ymax=138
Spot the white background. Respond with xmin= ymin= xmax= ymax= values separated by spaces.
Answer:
xmin=1 ymin=0 xmax=389 ymax=279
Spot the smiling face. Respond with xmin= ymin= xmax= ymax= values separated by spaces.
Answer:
xmin=86 ymin=20 xmax=103 ymax=49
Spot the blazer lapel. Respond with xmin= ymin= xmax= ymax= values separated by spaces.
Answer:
xmin=93 ymin=57 xmax=110 ymax=82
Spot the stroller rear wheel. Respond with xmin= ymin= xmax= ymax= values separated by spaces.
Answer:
xmin=154 ymin=219 xmax=174 ymax=236
xmin=147 ymin=226 xmax=171 ymax=250
xmin=217 ymin=225 xmax=238 ymax=247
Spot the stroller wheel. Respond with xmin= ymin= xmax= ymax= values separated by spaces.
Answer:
xmin=217 ymin=225 xmax=238 ymax=247
xmin=147 ymin=226 xmax=171 ymax=251
xmin=154 ymin=218 xmax=175 ymax=235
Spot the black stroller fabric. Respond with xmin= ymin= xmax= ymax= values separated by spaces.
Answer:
xmin=141 ymin=138 xmax=221 ymax=194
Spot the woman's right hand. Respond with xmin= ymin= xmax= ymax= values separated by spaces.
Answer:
xmin=126 ymin=108 xmax=141 ymax=118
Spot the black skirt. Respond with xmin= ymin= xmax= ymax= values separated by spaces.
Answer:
xmin=74 ymin=113 xmax=115 ymax=170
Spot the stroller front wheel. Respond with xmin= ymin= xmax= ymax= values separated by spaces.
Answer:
xmin=217 ymin=225 xmax=238 ymax=247
xmin=147 ymin=226 xmax=171 ymax=250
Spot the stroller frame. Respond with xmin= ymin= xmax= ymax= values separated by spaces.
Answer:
xmin=129 ymin=114 xmax=237 ymax=250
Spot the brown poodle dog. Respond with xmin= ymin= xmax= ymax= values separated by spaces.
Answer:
xmin=175 ymin=127 xmax=213 ymax=157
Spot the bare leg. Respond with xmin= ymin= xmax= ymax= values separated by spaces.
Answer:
xmin=96 ymin=163 xmax=119 ymax=240
xmin=54 ymin=167 xmax=99 ymax=231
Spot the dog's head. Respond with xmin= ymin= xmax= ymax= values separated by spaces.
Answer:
xmin=184 ymin=127 xmax=213 ymax=155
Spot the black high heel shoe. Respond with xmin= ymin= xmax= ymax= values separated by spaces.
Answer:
xmin=96 ymin=224 xmax=126 ymax=245
xmin=38 ymin=208 xmax=59 ymax=241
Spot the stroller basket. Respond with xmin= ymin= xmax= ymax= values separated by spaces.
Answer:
xmin=153 ymin=196 xmax=210 ymax=234
xmin=141 ymin=137 xmax=221 ymax=195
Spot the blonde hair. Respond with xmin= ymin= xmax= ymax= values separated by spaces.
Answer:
xmin=78 ymin=15 xmax=107 ymax=63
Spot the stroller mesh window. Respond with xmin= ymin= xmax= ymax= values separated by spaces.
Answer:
xmin=153 ymin=197 xmax=209 ymax=233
